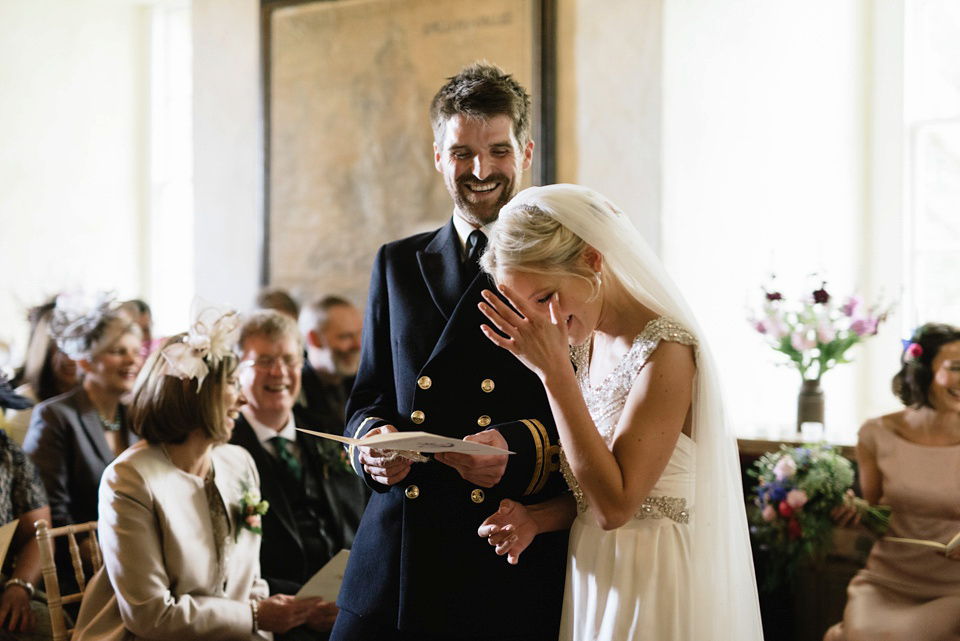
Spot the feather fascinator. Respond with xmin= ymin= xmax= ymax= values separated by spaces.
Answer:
xmin=160 ymin=301 xmax=241 ymax=391
xmin=50 ymin=292 xmax=137 ymax=361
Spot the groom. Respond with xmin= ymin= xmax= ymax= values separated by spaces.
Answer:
xmin=329 ymin=62 xmax=568 ymax=641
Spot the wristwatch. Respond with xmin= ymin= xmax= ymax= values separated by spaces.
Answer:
xmin=4 ymin=578 xmax=35 ymax=598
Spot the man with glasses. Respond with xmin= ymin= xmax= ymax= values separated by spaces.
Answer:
xmin=231 ymin=309 xmax=366 ymax=641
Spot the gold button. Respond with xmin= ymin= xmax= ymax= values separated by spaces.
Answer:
xmin=405 ymin=485 xmax=420 ymax=499
xmin=417 ymin=376 xmax=432 ymax=390
xmin=481 ymin=379 xmax=495 ymax=393
xmin=477 ymin=415 xmax=491 ymax=428
xmin=470 ymin=489 xmax=485 ymax=504
xmin=411 ymin=410 xmax=425 ymax=424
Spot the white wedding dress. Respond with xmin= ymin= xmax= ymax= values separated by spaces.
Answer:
xmin=560 ymin=317 xmax=697 ymax=641
xmin=494 ymin=184 xmax=763 ymax=640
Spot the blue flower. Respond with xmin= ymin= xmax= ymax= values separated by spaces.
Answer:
xmin=769 ymin=484 xmax=788 ymax=503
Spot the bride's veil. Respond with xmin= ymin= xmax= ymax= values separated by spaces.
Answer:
xmin=496 ymin=184 xmax=764 ymax=640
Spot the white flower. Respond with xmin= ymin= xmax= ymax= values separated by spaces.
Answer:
xmin=791 ymin=330 xmax=816 ymax=352
xmin=816 ymin=316 xmax=836 ymax=343
xmin=187 ymin=333 xmax=211 ymax=356
xmin=773 ymin=455 xmax=797 ymax=480
xmin=766 ymin=314 xmax=789 ymax=340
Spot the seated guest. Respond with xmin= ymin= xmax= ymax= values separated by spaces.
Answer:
xmin=295 ymin=296 xmax=362 ymax=436
xmin=255 ymin=288 xmax=300 ymax=321
xmin=825 ymin=323 xmax=960 ymax=641
xmin=230 ymin=311 xmax=365 ymax=640
xmin=121 ymin=298 xmax=156 ymax=356
xmin=74 ymin=313 xmax=316 ymax=641
xmin=0 ymin=380 xmax=53 ymax=641
xmin=5 ymin=302 xmax=79 ymax=445
xmin=24 ymin=294 xmax=143 ymax=528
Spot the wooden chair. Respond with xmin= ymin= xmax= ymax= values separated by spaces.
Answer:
xmin=35 ymin=519 xmax=102 ymax=641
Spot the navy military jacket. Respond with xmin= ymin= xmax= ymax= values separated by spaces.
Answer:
xmin=338 ymin=220 xmax=568 ymax=638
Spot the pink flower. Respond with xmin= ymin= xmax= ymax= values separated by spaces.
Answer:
xmin=766 ymin=316 xmax=789 ymax=340
xmin=841 ymin=295 xmax=862 ymax=317
xmin=816 ymin=317 xmax=836 ymax=343
xmin=762 ymin=504 xmax=777 ymax=522
xmin=773 ymin=455 xmax=797 ymax=480
xmin=786 ymin=489 xmax=808 ymax=509
xmin=850 ymin=317 xmax=879 ymax=337
xmin=906 ymin=342 xmax=923 ymax=360
xmin=245 ymin=514 xmax=261 ymax=528
xmin=791 ymin=331 xmax=816 ymax=352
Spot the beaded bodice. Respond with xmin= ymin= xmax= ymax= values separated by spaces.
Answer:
xmin=561 ymin=317 xmax=697 ymax=523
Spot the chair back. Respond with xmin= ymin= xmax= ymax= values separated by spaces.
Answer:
xmin=34 ymin=519 xmax=101 ymax=641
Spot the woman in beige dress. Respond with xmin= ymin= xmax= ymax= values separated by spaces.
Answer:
xmin=74 ymin=311 xmax=319 ymax=641
xmin=825 ymin=322 xmax=960 ymax=641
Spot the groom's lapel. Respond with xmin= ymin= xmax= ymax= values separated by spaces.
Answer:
xmin=417 ymin=220 xmax=465 ymax=321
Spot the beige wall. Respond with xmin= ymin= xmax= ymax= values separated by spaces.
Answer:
xmin=0 ymin=0 xmax=149 ymax=363
xmin=191 ymin=0 xmax=665 ymax=313
xmin=192 ymin=0 xmax=262 ymax=312
xmin=4 ymin=1 xmax=899 ymax=439
xmin=658 ymin=0 xmax=900 ymax=435
xmin=556 ymin=0 xmax=662 ymax=249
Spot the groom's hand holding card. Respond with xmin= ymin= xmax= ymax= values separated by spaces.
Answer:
xmin=297 ymin=425 xmax=513 ymax=487
xmin=296 ymin=427 xmax=514 ymax=455
xmin=433 ymin=428 xmax=511 ymax=488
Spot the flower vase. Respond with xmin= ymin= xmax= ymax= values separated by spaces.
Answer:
xmin=797 ymin=379 xmax=824 ymax=434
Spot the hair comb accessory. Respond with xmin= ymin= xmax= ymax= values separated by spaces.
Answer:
xmin=160 ymin=300 xmax=241 ymax=391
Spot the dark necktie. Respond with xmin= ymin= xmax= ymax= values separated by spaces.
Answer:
xmin=269 ymin=436 xmax=302 ymax=481
xmin=464 ymin=229 xmax=487 ymax=279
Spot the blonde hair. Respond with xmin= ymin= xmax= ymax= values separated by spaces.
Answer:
xmin=129 ymin=333 xmax=237 ymax=444
xmin=239 ymin=309 xmax=304 ymax=354
xmin=481 ymin=204 xmax=602 ymax=299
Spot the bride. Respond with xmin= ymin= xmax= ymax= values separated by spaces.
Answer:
xmin=475 ymin=184 xmax=763 ymax=641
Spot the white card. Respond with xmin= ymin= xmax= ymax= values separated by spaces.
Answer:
xmin=295 ymin=428 xmax=513 ymax=455
xmin=296 ymin=548 xmax=350 ymax=601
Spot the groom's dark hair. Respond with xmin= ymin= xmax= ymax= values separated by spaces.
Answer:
xmin=430 ymin=60 xmax=532 ymax=148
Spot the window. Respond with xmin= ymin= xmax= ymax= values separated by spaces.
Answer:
xmin=147 ymin=2 xmax=193 ymax=336
xmin=904 ymin=0 xmax=960 ymax=328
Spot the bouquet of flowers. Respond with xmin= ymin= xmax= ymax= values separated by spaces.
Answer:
xmin=749 ymin=443 xmax=890 ymax=591
xmin=749 ymin=280 xmax=891 ymax=381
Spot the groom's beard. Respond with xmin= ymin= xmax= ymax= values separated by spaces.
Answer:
xmin=450 ymin=171 xmax=519 ymax=227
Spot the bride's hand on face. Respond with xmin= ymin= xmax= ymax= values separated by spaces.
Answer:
xmin=478 ymin=286 xmax=569 ymax=380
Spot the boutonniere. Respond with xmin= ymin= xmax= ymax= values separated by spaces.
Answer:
xmin=236 ymin=482 xmax=270 ymax=541
xmin=316 ymin=439 xmax=354 ymax=477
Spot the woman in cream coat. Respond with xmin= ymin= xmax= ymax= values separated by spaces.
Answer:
xmin=74 ymin=313 xmax=317 ymax=641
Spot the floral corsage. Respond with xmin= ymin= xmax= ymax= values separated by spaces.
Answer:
xmin=236 ymin=482 xmax=269 ymax=541
xmin=316 ymin=439 xmax=354 ymax=477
